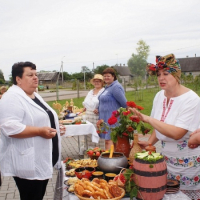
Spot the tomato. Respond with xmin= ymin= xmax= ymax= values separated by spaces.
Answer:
xmin=96 ymin=151 xmax=100 ymax=156
xmin=87 ymin=150 xmax=94 ymax=155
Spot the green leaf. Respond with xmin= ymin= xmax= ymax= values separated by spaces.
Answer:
xmin=130 ymin=187 xmax=138 ymax=199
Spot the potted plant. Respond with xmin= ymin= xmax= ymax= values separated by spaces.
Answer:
xmin=97 ymin=101 xmax=151 ymax=157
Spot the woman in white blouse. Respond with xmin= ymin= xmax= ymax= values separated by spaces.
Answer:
xmin=129 ymin=54 xmax=200 ymax=199
xmin=82 ymin=74 xmax=105 ymax=149
xmin=0 ymin=62 xmax=62 ymax=200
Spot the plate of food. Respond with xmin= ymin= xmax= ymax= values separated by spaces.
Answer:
xmin=65 ymin=168 xmax=76 ymax=177
xmin=68 ymin=158 xmax=98 ymax=168
xmin=64 ymin=177 xmax=79 ymax=186
xmin=60 ymin=119 xmax=74 ymax=125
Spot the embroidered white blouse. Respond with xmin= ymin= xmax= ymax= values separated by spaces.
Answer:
xmin=151 ymin=89 xmax=200 ymax=190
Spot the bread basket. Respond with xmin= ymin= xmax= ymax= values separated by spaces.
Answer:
xmin=74 ymin=188 xmax=125 ymax=200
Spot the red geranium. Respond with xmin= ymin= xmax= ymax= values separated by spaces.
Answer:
xmin=130 ymin=116 xmax=140 ymax=123
xmin=136 ymin=105 xmax=144 ymax=110
xmin=122 ymin=110 xmax=131 ymax=116
xmin=101 ymin=101 xmax=150 ymax=143
xmin=144 ymin=129 xmax=150 ymax=134
xmin=126 ymin=101 xmax=137 ymax=108
xmin=108 ymin=116 xmax=118 ymax=125
xmin=127 ymin=126 xmax=134 ymax=132
xmin=122 ymin=132 xmax=128 ymax=136
xmin=112 ymin=110 xmax=120 ymax=117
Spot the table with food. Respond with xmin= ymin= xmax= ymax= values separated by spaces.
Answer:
xmin=55 ymin=100 xmax=100 ymax=153
xmin=54 ymin=144 xmax=190 ymax=200
xmin=59 ymin=118 xmax=99 ymax=154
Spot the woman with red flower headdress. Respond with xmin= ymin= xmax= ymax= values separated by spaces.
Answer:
xmin=129 ymin=54 xmax=200 ymax=199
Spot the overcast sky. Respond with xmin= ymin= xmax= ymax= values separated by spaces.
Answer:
xmin=1 ymin=0 xmax=200 ymax=80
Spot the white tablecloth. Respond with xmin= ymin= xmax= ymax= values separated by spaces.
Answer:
xmin=54 ymin=162 xmax=190 ymax=200
xmin=62 ymin=120 xmax=99 ymax=144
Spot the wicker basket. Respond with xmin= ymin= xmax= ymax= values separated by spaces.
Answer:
xmin=75 ymin=188 xmax=125 ymax=200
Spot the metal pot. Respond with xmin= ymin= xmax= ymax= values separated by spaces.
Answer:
xmin=97 ymin=152 xmax=128 ymax=173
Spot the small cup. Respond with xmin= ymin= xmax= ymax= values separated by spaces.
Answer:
xmin=92 ymin=171 xmax=104 ymax=179
xmin=105 ymin=173 xmax=117 ymax=181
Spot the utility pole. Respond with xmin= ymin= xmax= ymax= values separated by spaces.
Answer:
xmin=82 ymin=66 xmax=86 ymax=90
xmin=61 ymin=61 xmax=64 ymax=84
xmin=61 ymin=56 xmax=65 ymax=85
xmin=116 ymin=54 xmax=118 ymax=65
xmin=56 ymin=56 xmax=65 ymax=100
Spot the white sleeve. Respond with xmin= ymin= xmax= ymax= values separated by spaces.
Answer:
xmin=0 ymin=93 xmax=26 ymax=136
xmin=175 ymin=94 xmax=200 ymax=132
xmin=82 ymin=90 xmax=96 ymax=110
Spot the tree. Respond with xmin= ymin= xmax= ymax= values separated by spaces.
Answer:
xmin=128 ymin=40 xmax=150 ymax=77
xmin=0 ymin=69 xmax=5 ymax=83
xmin=63 ymin=72 xmax=71 ymax=80
xmin=128 ymin=54 xmax=147 ymax=77
xmin=136 ymin=40 xmax=150 ymax=60
xmin=93 ymin=65 xmax=109 ymax=74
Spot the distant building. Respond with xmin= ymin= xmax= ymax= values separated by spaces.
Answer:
xmin=37 ymin=72 xmax=62 ymax=84
xmin=178 ymin=56 xmax=200 ymax=77
xmin=112 ymin=64 xmax=133 ymax=83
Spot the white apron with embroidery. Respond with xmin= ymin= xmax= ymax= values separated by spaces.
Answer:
xmin=151 ymin=90 xmax=200 ymax=191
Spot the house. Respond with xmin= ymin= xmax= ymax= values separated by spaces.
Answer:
xmin=37 ymin=72 xmax=62 ymax=85
xmin=178 ymin=56 xmax=200 ymax=77
xmin=112 ymin=64 xmax=133 ymax=83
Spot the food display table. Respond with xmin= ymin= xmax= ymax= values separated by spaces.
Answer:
xmin=62 ymin=120 xmax=99 ymax=154
xmin=53 ymin=162 xmax=190 ymax=200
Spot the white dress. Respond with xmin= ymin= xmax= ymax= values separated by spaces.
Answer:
xmin=151 ymin=90 xmax=200 ymax=199
xmin=82 ymin=88 xmax=105 ymax=149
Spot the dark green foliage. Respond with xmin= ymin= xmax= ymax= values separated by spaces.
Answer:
xmin=93 ymin=65 xmax=109 ymax=74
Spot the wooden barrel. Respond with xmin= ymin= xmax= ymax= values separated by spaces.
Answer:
xmin=133 ymin=158 xmax=167 ymax=200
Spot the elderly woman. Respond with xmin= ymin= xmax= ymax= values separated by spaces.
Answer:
xmin=0 ymin=62 xmax=62 ymax=200
xmin=129 ymin=54 xmax=200 ymax=199
xmin=82 ymin=74 xmax=105 ymax=149
xmin=98 ymin=67 xmax=127 ymax=150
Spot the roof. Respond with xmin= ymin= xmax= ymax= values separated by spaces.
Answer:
xmin=37 ymin=72 xmax=59 ymax=81
xmin=178 ymin=57 xmax=200 ymax=72
xmin=112 ymin=66 xmax=133 ymax=76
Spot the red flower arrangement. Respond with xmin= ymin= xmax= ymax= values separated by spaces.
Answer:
xmin=97 ymin=101 xmax=151 ymax=142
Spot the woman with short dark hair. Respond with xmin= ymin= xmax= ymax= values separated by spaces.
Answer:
xmin=0 ymin=61 xmax=62 ymax=200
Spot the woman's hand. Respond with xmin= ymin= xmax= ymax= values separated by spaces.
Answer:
xmin=38 ymin=127 xmax=57 ymax=139
xmin=93 ymin=109 xmax=99 ymax=115
xmin=188 ymin=129 xmax=200 ymax=148
xmin=128 ymin=107 xmax=150 ymax=123
xmin=137 ymin=141 xmax=149 ymax=149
